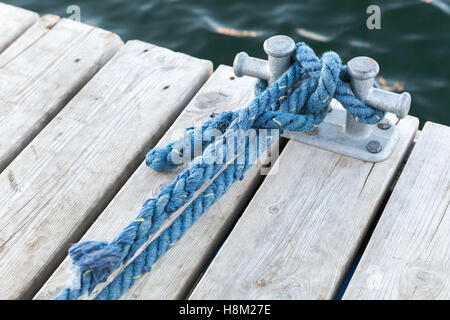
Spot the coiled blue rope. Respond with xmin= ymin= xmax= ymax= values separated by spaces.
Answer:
xmin=56 ymin=42 xmax=384 ymax=300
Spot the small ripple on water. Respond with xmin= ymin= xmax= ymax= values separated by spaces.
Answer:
xmin=4 ymin=0 xmax=450 ymax=127
xmin=421 ymin=0 xmax=450 ymax=15
xmin=296 ymin=28 xmax=332 ymax=42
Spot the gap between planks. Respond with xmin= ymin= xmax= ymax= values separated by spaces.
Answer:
xmin=0 ymin=2 xmax=38 ymax=53
xmin=0 ymin=16 xmax=123 ymax=173
xmin=35 ymin=65 xmax=284 ymax=300
xmin=189 ymin=116 xmax=419 ymax=299
xmin=343 ymin=122 xmax=450 ymax=299
xmin=0 ymin=40 xmax=212 ymax=299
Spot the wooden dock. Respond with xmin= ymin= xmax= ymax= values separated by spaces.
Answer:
xmin=0 ymin=3 xmax=448 ymax=300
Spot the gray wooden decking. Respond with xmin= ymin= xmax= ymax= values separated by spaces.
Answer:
xmin=0 ymin=4 xmax=448 ymax=300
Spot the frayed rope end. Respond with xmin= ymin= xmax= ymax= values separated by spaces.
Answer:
xmin=68 ymin=241 xmax=122 ymax=294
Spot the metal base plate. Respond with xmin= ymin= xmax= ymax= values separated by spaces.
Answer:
xmin=281 ymin=101 xmax=399 ymax=162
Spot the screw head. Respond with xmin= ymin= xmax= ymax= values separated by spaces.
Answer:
xmin=305 ymin=126 xmax=319 ymax=136
xmin=347 ymin=56 xmax=379 ymax=80
xmin=263 ymin=35 xmax=296 ymax=58
xmin=377 ymin=121 xmax=391 ymax=130
xmin=367 ymin=140 xmax=382 ymax=153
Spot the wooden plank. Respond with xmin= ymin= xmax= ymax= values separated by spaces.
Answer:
xmin=34 ymin=65 xmax=282 ymax=300
xmin=190 ymin=116 xmax=419 ymax=299
xmin=0 ymin=14 xmax=61 ymax=63
xmin=0 ymin=40 xmax=212 ymax=299
xmin=343 ymin=122 xmax=450 ymax=300
xmin=0 ymin=2 xmax=38 ymax=53
xmin=0 ymin=18 xmax=122 ymax=173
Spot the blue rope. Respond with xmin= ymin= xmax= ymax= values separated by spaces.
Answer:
xmin=56 ymin=42 xmax=384 ymax=300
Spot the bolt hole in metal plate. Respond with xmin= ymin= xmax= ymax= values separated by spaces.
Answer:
xmin=282 ymin=99 xmax=400 ymax=162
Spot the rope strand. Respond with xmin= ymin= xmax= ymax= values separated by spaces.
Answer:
xmin=56 ymin=42 xmax=384 ymax=300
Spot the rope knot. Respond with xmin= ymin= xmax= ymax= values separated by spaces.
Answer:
xmin=60 ymin=41 xmax=386 ymax=300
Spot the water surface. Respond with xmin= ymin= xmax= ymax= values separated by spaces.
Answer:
xmin=6 ymin=0 xmax=450 ymax=127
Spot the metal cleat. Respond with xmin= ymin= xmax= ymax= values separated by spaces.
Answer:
xmin=233 ymin=35 xmax=412 ymax=162
xmin=234 ymin=35 xmax=296 ymax=85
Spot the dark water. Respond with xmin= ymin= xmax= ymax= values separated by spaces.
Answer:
xmin=6 ymin=0 xmax=450 ymax=127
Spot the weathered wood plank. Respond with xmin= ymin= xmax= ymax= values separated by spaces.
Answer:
xmin=0 ymin=40 xmax=212 ymax=299
xmin=35 ymin=65 xmax=282 ymax=300
xmin=0 ymin=2 xmax=38 ymax=53
xmin=190 ymin=116 xmax=418 ymax=299
xmin=343 ymin=122 xmax=450 ymax=300
xmin=0 ymin=18 xmax=122 ymax=173
xmin=0 ymin=14 xmax=60 ymax=63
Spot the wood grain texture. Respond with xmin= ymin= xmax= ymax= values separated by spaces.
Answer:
xmin=35 ymin=65 xmax=282 ymax=300
xmin=0 ymin=2 xmax=38 ymax=53
xmin=190 ymin=117 xmax=419 ymax=300
xmin=343 ymin=122 xmax=450 ymax=300
xmin=0 ymin=14 xmax=61 ymax=63
xmin=0 ymin=18 xmax=123 ymax=173
xmin=0 ymin=40 xmax=212 ymax=299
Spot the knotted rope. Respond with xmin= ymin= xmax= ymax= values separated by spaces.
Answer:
xmin=56 ymin=42 xmax=384 ymax=300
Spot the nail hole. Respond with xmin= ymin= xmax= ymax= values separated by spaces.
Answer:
xmin=74 ymin=58 xmax=81 ymax=63
xmin=163 ymin=85 xmax=170 ymax=90
xmin=269 ymin=205 xmax=279 ymax=214
xmin=229 ymin=76 xmax=235 ymax=80
xmin=143 ymin=49 xmax=149 ymax=53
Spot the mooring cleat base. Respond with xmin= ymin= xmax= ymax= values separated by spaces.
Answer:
xmin=281 ymin=100 xmax=400 ymax=163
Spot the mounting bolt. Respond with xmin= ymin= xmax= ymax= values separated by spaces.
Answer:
xmin=367 ymin=140 xmax=382 ymax=153
xmin=305 ymin=127 xmax=319 ymax=136
xmin=377 ymin=121 xmax=391 ymax=130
